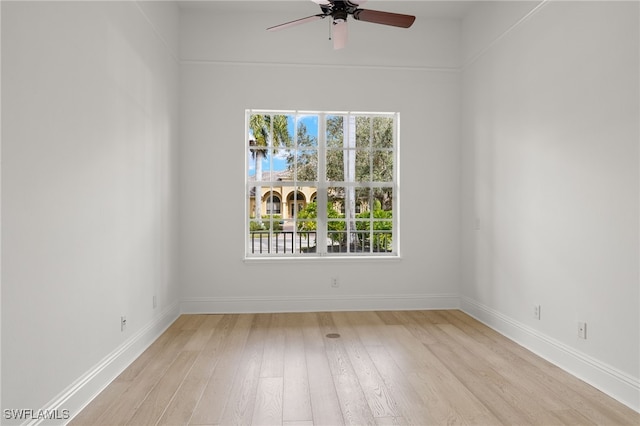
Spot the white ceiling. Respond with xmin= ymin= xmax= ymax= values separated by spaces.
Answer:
xmin=177 ymin=0 xmax=475 ymax=19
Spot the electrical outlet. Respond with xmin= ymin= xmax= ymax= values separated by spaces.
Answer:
xmin=533 ymin=305 xmax=541 ymax=320
xmin=578 ymin=322 xmax=587 ymax=339
xmin=121 ymin=316 xmax=127 ymax=332
xmin=331 ymin=277 xmax=339 ymax=288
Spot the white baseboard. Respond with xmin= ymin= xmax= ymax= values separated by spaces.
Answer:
xmin=180 ymin=293 xmax=460 ymax=314
xmin=29 ymin=301 xmax=181 ymax=426
xmin=460 ymin=296 xmax=640 ymax=413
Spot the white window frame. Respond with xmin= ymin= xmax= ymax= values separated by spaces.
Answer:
xmin=245 ymin=109 xmax=400 ymax=260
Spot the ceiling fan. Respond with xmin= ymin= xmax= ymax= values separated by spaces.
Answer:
xmin=267 ymin=0 xmax=416 ymax=50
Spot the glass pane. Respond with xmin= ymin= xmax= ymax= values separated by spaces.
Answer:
xmin=345 ymin=190 xmax=359 ymax=221
xmin=297 ymin=115 xmax=319 ymax=148
xmin=372 ymin=230 xmax=392 ymax=252
xmin=286 ymin=189 xmax=307 ymax=218
xmin=264 ymin=149 xmax=289 ymax=180
xmin=326 ymin=149 xmax=344 ymax=181
xmin=326 ymin=115 xmax=344 ymax=149
xmin=356 ymin=116 xmax=371 ymax=149
xmin=295 ymin=149 xmax=317 ymax=181
xmin=372 ymin=116 xmax=394 ymax=148
xmin=248 ymin=186 xmax=256 ymax=220
xmin=327 ymin=187 xmax=345 ymax=216
xmin=265 ymin=190 xmax=281 ymax=215
xmin=372 ymin=187 xmax=393 ymax=213
xmin=355 ymin=187 xmax=371 ymax=214
xmin=248 ymin=145 xmax=268 ymax=181
xmin=355 ymin=150 xmax=371 ymax=182
xmin=327 ymin=228 xmax=346 ymax=251
xmin=273 ymin=114 xmax=293 ymax=149
xmin=372 ymin=150 xmax=393 ymax=182
xmin=249 ymin=113 xmax=269 ymax=147
xmin=342 ymin=149 xmax=357 ymax=183
xmin=248 ymin=216 xmax=277 ymax=255
xmin=248 ymin=113 xmax=293 ymax=148
xmin=296 ymin=222 xmax=318 ymax=254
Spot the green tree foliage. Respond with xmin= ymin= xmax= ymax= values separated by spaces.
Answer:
xmin=297 ymin=202 xmax=345 ymax=244
xmin=289 ymin=122 xmax=318 ymax=181
xmin=249 ymin=114 xmax=291 ymax=154
xmin=249 ymin=114 xmax=291 ymax=221
xmin=324 ymin=115 xmax=394 ymax=210
xmin=297 ymin=200 xmax=392 ymax=251
xmin=355 ymin=199 xmax=393 ymax=251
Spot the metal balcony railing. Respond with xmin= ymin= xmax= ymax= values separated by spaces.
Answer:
xmin=250 ymin=231 xmax=317 ymax=254
xmin=249 ymin=230 xmax=392 ymax=254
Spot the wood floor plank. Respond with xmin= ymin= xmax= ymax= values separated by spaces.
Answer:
xmin=389 ymin=311 xmax=499 ymax=424
xmin=125 ymin=350 xmax=199 ymax=425
xmin=374 ymin=416 xmax=407 ymax=426
xmin=157 ymin=314 xmax=238 ymax=425
xmin=552 ymin=408 xmax=599 ymax=425
xmin=343 ymin=311 xmax=386 ymax=346
xmin=439 ymin=322 xmax=567 ymax=414
xmin=283 ymin=313 xmax=312 ymax=423
xmin=180 ymin=315 xmax=222 ymax=354
xmin=252 ymin=377 xmax=284 ymax=426
xmin=376 ymin=311 xmax=537 ymax=424
xmin=71 ymin=311 xmax=640 ymax=426
xmin=430 ymin=340 xmax=533 ymax=424
xmin=218 ymin=313 xmax=271 ymax=425
xmin=112 ymin=326 xmax=180 ymax=384
xmin=366 ymin=344 xmax=440 ymax=425
xmin=69 ymin=381 xmax=129 ymax=426
xmin=319 ymin=313 xmax=376 ymax=425
xmin=302 ymin=313 xmax=345 ymax=426
xmin=90 ymin=329 xmax=196 ymax=425
xmin=261 ymin=312 xmax=285 ymax=379
xmin=180 ymin=315 xmax=207 ymax=331
xmin=189 ymin=314 xmax=253 ymax=425
xmin=332 ymin=312 xmax=400 ymax=419
xmin=444 ymin=310 xmax=640 ymax=425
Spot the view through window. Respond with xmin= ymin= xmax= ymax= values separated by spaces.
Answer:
xmin=246 ymin=110 xmax=398 ymax=258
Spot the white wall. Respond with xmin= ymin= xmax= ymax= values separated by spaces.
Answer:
xmin=1 ymin=1 xmax=180 ymax=421
xmin=461 ymin=1 xmax=639 ymax=410
xmin=178 ymin=6 xmax=462 ymax=313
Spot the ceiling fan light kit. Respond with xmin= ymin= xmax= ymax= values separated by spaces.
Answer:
xmin=267 ymin=0 xmax=416 ymax=50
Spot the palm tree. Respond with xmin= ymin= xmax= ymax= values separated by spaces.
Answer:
xmin=249 ymin=114 xmax=290 ymax=223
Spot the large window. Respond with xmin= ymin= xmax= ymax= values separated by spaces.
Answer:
xmin=246 ymin=110 xmax=398 ymax=258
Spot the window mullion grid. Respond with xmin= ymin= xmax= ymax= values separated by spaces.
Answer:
xmin=368 ymin=117 xmax=374 ymax=254
xmin=345 ymin=113 xmax=356 ymax=254
xmin=317 ymin=113 xmax=328 ymax=255
xmin=393 ymin=113 xmax=399 ymax=255
xmin=267 ymin=115 xmax=274 ymax=244
xmin=246 ymin=110 xmax=397 ymax=257
xmin=292 ymin=114 xmax=298 ymax=252
xmin=245 ymin=110 xmax=251 ymax=254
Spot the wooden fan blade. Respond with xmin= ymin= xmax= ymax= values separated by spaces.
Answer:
xmin=332 ymin=20 xmax=348 ymax=49
xmin=353 ymin=9 xmax=416 ymax=28
xmin=267 ymin=14 xmax=325 ymax=31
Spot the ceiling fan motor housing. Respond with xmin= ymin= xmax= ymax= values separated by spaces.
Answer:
xmin=333 ymin=9 xmax=347 ymax=24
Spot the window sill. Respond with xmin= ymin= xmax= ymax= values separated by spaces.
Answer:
xmin=243 ymin=254 xmax=402 ymax=264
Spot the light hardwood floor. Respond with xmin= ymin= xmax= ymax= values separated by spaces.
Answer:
xmin=71 ymin=311 xmax=639 ymax=425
